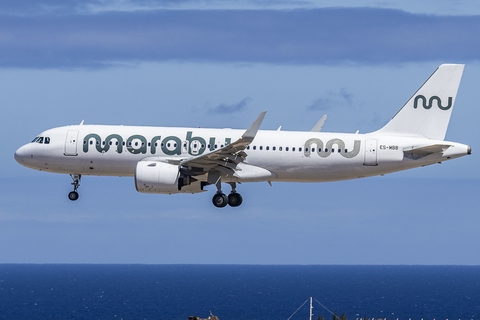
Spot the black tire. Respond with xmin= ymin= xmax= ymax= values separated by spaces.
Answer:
xmin=228 ymin=193 xmax=243 ymax=207
xmin=212 ymin=193 xmax=228 ymax=208
xmin=68 ymin=191 xmax=79 ymax=201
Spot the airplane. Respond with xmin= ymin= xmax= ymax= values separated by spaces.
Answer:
xmin=14 ymin=64 xmax=471 ymax=208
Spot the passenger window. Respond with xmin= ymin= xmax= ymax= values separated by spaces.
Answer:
xmin=90 ymin=140 xmax=93 ymax=145
xmin=253 ymin=146 xmax=256 ymax=150
xmin=299 ymin=147 xmax=302 ymax=152
xmin=279 ymin=147 xmax=282 ymax=151
xmin=338 ymin=149 xmax=341 ymax=153
xmin=103 ymin=141 xmax=106 ymax=146
xmin=266 ymin=146 xmax=269 ymax=151
xmin=273 ymin=147 xmax=276 ymax=151
xmin=286 ymin=147 xmax=289 ymax=151
xmin=292 ymin=147 xmax=295 ymax=152
xmin=247 ymin=146 xmax=250 ymax=150
xmin=44 ymin=137 xmax=50 ymax=144
xmin=332 ymin=149 xmax=334 ymax=153
xmin=215 ymin=145 xmax=218 ymax=149
xmin=259 ymin=146 xmax=263 ymax=150
xmin=345 ymin=149 xmax=348 ymax=153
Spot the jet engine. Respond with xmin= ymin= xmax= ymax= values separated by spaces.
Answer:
xmin=135 ymin=160 xmax=197 ymax=194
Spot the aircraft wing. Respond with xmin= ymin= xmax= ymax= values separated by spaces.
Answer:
xmin=403 ymin=144 xmax=451 ymax=160
xmin=176 ymin=112 xmax=266 ymax=175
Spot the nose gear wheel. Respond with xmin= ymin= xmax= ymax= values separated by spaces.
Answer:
xmin=68 ymin=174 xmax=81 ymax=201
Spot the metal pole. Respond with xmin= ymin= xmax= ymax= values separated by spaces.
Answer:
xmin=309 ymin=297 xmax=313 ymax=320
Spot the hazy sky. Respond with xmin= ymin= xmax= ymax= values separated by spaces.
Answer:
xmin=1 ymin=0 xmax=479 ymax=264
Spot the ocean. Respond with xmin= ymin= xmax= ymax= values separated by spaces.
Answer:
xmin=0 ymin=265 xmax=478 ymax=320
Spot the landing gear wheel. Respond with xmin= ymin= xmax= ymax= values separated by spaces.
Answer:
xmin=212 ymin=193 xmax=228 ymax=208
xmin=69 ymin=174 xmax=81 ymax=201
xmin=228 ymin=193 xmax=243 ymax=207
xmin=68 ymin=191 xmax=79 ymax=201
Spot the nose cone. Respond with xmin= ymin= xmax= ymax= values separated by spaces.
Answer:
xmin=14 ymin=144 xmax=32 ymax=165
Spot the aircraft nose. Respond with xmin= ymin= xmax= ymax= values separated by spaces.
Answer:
xmin=14 ymin=144 xmax=32 ymax=164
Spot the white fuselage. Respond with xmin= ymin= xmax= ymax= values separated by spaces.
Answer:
xmin=14 ymin=124 xmax=470 ymax=183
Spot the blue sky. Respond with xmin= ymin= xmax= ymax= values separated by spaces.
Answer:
xmin=1 ymin=0 xmax=479 ymax=264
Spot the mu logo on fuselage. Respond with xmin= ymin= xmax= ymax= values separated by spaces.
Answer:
xmin=414 ymin=95 xmax=452 ymax=110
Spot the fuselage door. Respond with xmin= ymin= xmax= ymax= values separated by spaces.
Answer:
xmin=364 ymin=139 xmax=378 ymax=166
xmin=65 ymin=130 xmax=79 ymax=156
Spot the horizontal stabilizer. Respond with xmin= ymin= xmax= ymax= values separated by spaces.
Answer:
xmin=403 ymin=144 xmax=451 ymax=160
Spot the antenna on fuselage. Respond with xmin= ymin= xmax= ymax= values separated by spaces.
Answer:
xmin=79 ymin=120 xmax=85 ymax=125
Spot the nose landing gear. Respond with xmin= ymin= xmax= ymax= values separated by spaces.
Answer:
xmin=68 ymin=174 xmax=81 ymax=201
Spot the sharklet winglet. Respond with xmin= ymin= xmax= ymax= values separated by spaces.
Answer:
xmin=241 ymin=111 xmax=266 ymax=144
xmin=311 ymin=115 xmax=328 ymax=132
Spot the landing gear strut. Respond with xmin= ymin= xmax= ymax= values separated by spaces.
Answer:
xmin=68 ymin=174 xmax=81 ymax=201
xmin=211 ymin=182 xmax=243 ymax=208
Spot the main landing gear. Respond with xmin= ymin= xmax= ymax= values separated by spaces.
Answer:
xmin=212 ymin=182 xmax=243 ymax=208
xmin=68 ymin=174 xmax=81 ymax=201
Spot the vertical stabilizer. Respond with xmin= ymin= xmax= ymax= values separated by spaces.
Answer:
xmin=375 ymin=64 xmax=464 ymax=140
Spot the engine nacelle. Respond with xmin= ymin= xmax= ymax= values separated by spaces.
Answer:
xmin=135 ymin=161 xmax=196 ymax=194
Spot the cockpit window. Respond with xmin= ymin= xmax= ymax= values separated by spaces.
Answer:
xmin=31 ymin=136 xmax=50 ymax=144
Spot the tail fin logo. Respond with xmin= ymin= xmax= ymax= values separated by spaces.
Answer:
xmin=414 ymin=95 xmax=452 ymax=110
